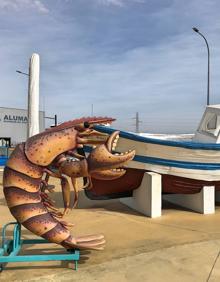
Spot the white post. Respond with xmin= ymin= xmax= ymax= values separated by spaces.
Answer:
xmin=163 ymin=186 xmax=215 ymax=214
xmin=120 ymin=172 xmax=162 ymax=218
xmin=27 ymin=53 xmax=40 ymax=138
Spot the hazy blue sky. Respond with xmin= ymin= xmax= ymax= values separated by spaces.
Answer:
xmin=0 ymin=0 xmax=220 ymax=133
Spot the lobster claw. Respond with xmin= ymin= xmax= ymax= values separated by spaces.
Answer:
xmin=87 ymin=131 xmax=135 ymax=180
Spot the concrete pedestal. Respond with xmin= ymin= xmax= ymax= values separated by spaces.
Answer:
xmin=120 ymin=172 xmax=162 ymax=218
xmin=163 ymin=186 xmax=215 ymax=214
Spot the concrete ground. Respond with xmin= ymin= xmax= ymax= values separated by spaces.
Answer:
xmin=0 ymin=172 xmax=220 ymax=281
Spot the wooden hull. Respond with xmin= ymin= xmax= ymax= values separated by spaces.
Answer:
xmin=162 ymin=174 xmax=220 ymax=194
xmin=85 ymin=168 xmax=220 ymax=200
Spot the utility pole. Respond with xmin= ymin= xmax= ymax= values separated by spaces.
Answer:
xmin=133 ymin=112 xmax=142 ymax=133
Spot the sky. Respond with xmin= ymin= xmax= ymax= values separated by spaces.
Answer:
xmin=0 ymin=0 xmax=220 ymax=133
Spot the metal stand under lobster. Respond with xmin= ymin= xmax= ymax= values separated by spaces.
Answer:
xmin=0 ymin=222 xmax=80 ymax=272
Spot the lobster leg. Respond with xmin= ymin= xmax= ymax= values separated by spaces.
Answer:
xmin=67 ymin=150 xmax=85 ymax=160
xmin=44 ymin=168 xmax=61 ymax=177
xmin=41 ymin=171 xmax=106 ymax=248
xmin=41 ymin=173 xmax=51 ymax=192
xmin=44 ymin=168 xmax=72 ymax=216
xmin=61 ymin=177 xmax=71 ymax=215
xmin=80 ymin=175 xmax=93 ymax=190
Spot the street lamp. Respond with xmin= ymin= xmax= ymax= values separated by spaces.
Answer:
xmin=16 ymin=69 xmax=57 ymax=127
xmin=45 ymin=114 xmax=58 ymax=127
xmin=192 ymin=27 xmax=210 ymax=106
xmin=16 ymin=70 xmax=29 ymax=76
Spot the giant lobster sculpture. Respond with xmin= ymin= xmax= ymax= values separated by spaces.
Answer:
xmin=3 ymin=117 xmax=135 ymax=251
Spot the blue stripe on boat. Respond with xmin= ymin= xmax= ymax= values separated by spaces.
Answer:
xmin=134 ymin=155 xmax=220 ymax=170
xmin=84 ymin=146 xmax=220 ymax=170
xmin=94 ymin=125 xmax=220 ymax=150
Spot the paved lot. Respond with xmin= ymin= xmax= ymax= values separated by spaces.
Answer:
xmin=0 ymin=173 xmax=220 ymax=281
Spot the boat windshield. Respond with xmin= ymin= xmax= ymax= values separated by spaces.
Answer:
xmin=199 ymin=112 xmax=220 ymax=137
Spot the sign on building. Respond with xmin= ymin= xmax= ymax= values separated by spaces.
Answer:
xmin=0 ymin=107 xmax=45 ymax=146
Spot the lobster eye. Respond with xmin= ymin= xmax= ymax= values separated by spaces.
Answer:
xmin=84 ymin=122 xmax=90 ymax=128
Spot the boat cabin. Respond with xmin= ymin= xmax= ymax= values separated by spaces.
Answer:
xmin=194 ymin=105 xmax=220 ymax=143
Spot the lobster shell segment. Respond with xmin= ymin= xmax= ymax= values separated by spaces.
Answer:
xmin=6 ymin=143 xmax=43 ymax=178
xmin=25 ymin=128 xmax=78 ymax=166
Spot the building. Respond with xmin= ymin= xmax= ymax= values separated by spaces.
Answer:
xmin=0 ymin=107 xmax=45 ymax=146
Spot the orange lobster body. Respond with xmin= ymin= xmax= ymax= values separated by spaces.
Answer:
xmin=3 ymin=117 xmax=135 ymax=251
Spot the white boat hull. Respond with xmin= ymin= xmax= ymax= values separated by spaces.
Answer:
xmin=94 ymin=126 xmax=220 ymax=182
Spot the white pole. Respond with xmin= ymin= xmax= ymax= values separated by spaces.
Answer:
xmin=27 ymin=53 xmax=40 ymax=138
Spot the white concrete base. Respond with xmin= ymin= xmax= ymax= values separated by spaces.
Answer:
xmin=163 ymin=186 xmax=215 ymax=214
xmin=120 ymin=172 xmax=162 ymax=218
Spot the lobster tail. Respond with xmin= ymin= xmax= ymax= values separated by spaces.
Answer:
xmin=3 ymin=146 xmax=71 ymax=245
xmin=3 ymin=145 xmax=106 ymax=250
xmin=61 ymin=234 xmax=105 ymax=251
xmin=3 ymin=187 xmax=70 ymax=242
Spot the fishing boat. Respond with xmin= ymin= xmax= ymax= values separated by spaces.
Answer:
xmin=85 ymin=105 xmax=220 ymax=200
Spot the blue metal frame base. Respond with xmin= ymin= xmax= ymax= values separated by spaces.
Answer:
xmin=0 ymin=222 xmax=80 ymax=272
